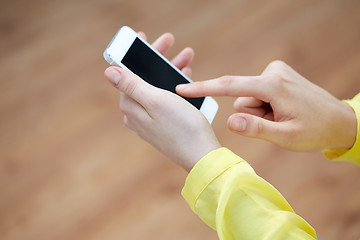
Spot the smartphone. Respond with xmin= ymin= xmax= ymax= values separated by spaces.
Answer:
xmin=103 ymin=26 xmax=218 ymax=123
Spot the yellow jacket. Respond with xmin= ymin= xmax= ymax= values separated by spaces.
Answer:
xmin=182 ymin=94 xmax=360 ymax=239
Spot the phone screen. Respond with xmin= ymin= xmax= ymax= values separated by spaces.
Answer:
xmin=121 ymin=38 xmax=205 ymax=109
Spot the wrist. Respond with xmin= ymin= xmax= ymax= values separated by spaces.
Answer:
xmin=342 ymin=100 xmax=358 ymax=148
xmin=184 ymin=142 xmax=222 ymax=172
xmin=332 ymin=101 xmax=357 ymax=149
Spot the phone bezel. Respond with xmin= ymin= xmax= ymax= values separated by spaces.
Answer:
xmin=103 ymin=26 xmax=218 ymax=123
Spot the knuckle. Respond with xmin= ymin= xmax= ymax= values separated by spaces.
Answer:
xmin=262 ymin=73 xmax=289 ymax=96
xmin=268 ymin=60 xmax=288 ymax=69
xmin=233 ymin=98 xmax=245 ymax=112
xmin=267 ymin=73 xmax=284 ymax=86
xmin=219 ymin=75 xmax=236 ymax=95
xmin=253 ymin=119 xmax=264 ymax=136
xmin=122 ymin=79 xmax=137 ymax=97
xmin=219 ymin=75 xmax=235 ymax=85
xmin=233 ymin=101 xmax=241 ymax=112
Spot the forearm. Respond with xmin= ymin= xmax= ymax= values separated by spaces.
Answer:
xmin=182 ymin=148 xmax=317 ymax=240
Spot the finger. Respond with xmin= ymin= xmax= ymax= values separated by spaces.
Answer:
xmin=227 ymin=113 xmax=288 ymax=144
xmin=171 ymin=47 xmax=194 ymax=70
xmin=137 ymin=31 xmax=147 ymax=41
xmin=152 ymin=32 xmax=175 ymax=55
xmin=181 ymin=66 xmax=192 ymax=78
xmin=105 ymin=66 xmax=156 ymax=107
xmin=176 ymin=75 xmax=270 ymax=102
xmin=233 ymin=97 xmax=273 ymax=118
xmin=263 ymin=111 xmax=274 ymax=121
xmin=104 ymin=66 xmax=122 ymax=88
xmin=236 ymin=106 xmax=268 ymax=118
xmin=233 ymin=97 xmax=264 ymax=112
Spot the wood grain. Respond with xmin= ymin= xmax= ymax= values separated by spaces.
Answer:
xmin=1 ymin=0 xmax=359 ymax=239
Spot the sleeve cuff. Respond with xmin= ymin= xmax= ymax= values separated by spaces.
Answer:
xmin=181 ymin=147 xmax=247 ymax=212
xmin=322 ymin=94 xmax=360 ymax=164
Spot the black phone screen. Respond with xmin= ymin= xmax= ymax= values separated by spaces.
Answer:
xmin=121 ymin=38 xmax=205 ymax=109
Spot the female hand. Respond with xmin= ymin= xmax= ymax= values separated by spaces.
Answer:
xmin=104 ymin=33 xmax=221 ymax=171
xmin=176 ymin=60 xmax=357 ymax=151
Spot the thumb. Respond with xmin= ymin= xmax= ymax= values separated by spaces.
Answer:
xmin=227 ymin=113 xmax=288 ymax=144
xmin=104 ymin=66 xmax=153 ymax=105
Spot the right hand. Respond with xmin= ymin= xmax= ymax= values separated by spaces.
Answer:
xmin=176 ymin=60 xmax=357 ymax=151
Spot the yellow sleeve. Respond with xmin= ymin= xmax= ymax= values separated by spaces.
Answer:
xmin=182 ymin=148 xmax=317 ymax=240
xmin=322 ymin=93 xmax=360 ymax=164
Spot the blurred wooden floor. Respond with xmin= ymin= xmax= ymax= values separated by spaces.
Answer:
xmin=1 ymin=0 xmax=360 ymax=239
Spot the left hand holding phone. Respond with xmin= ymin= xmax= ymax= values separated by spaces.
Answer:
xmin=104 ymin=33 xmax=221 ymax=172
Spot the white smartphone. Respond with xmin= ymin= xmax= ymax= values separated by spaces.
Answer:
xmin=103 ymin=26 xmax=218 ymax=124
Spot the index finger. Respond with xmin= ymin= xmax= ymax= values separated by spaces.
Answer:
xmin=176 ymin=75 xmax=270 ymax=102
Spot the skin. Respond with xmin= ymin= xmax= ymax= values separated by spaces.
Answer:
xmin=176 ymin=60 xmax=357 ymax=151
xmin=104 ymin=33 xmax=221 ymax=172
xmin=105 ymin=33 xmax=357 ymax=171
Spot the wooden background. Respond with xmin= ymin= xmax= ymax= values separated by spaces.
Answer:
xmin=1 ymin=0 xmax=360 ymax=239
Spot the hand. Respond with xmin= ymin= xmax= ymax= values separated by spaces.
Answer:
xmin=176 ymin=60 xmax=357 ymax=151
xmin=104 ymin=33 xmax=221 ymax=171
